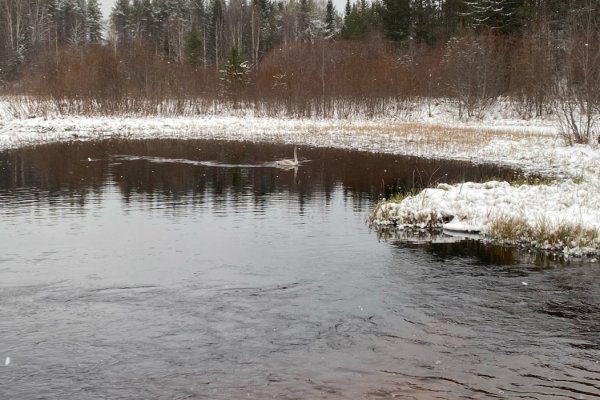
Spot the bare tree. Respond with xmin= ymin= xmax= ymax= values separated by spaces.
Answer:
xmin=556 ymin=1 xmax=600 ymax=144
xmin=442 ymin=32 xmax=507 ymax=119
xmin=509 ymin=19 xmax=557 ymax=119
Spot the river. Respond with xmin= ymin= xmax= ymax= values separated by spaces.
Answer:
xmin=1 ymin=139 xmax=598 ymax=399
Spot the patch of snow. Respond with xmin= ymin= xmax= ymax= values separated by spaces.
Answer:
xmin=371 ymin=178 xmax=600 ymax=256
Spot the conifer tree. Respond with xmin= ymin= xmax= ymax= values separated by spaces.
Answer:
xmin=220 ymin=46 xmax=249 ymax=105
xmin=61 ymin=0 xmax=76 ymax=43
xmin=87 ymin=0 xmax=103 ymax=42
xmin=260 ymin=0 xmax=279 ymax=54
xmin=380 ymin=0 xmax=410 ymax=42
xmin=340 ymin=0 xmax=380 ymax=40
xmin=298 ymin=0 xmax=311 ymax=41
xmin=75 ymin=0 xmax=88 ymax=43
xmin=152 ymin=0 xmax=169 ymax=50
xmin=325 ymin=0 xmax=335 ymax=36
xmin=111 ymin=0 xmax=132 ymax=43
xmin=463 ymin=0 xmax=522 ymax=33
xmin=185 ymin=26 xmax=203 ymax=65
xmin=140 ymin=0 xmax=155 ymax=41
xmin=439 ymin=0 xmax=467 ymax=39
xmin=412 ymin=0 xmax=436 ymax=43
xmin=130 ymin=0 xmax=144 ymax=37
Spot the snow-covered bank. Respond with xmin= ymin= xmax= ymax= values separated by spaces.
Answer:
xmin=2 ymin=100 xmax=600 ymax=256
xmin=370 ymin=179 xmax=600 ymax=257
xmin=0 ymin=112 xmax=562 ymax=175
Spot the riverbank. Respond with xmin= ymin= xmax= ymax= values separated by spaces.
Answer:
xmin=0 ymin=99 xmax=558 ymax=169
xmin=1 ymin=99 xmax=599 ymax=257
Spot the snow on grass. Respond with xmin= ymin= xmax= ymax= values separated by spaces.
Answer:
xmin=370 ymin=141 xmax=600 ymax=257
xmin=1 ymin=98 xmax=600 ymax=256
xmin=370 ymin=179 xmax=600 ymax=257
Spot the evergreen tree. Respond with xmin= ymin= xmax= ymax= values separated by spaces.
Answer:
xmin=463 ymin=0 xmax=523 ymax=33
xmin=221 ymin=46 xmax=248 ymax=81
xmin=111 ymin=0 xmax=132 ymax=42
xmin=325 ymin=0 xmax=335 ymax=36
xmin=139 ymin=0 xmax=155 ymax=41
xmin=412 ymin=0 xmax=437 ymax=43
xmin=439 ymin=0 xmax=468 ymax=39
xmin=340 ymin=0 xmax=382 ymax=40
xmin=380 ymin=0 xmax=410 ymax=42
xmin=61 ymin=0 xmax=76 ymax=43
xmin=87 ymin=0 xmax=103 ymax=42
xmin=75 ymin=0 xmax=88 ymax=43
xmin=152 ymin=0 xmax=169 ymax=49
xmin=130 ymin=0 xmax=144 ymax=37
xmin=220 ymin=46 xmax=249 ymax=105
xmin=298 ymin=0 xmax=311 ymax=41
xmin=260 ymin=0 xmax=280 ymax=54
xmin=340 ymin=0 xmax=381 ymax=40
xmin=185 ymin=26 xmax=203 ymax=65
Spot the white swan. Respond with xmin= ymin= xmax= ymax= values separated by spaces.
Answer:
xmin=275 ymin=146 xmax=299 ymax=168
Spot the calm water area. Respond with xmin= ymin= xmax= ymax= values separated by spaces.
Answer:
xmin=1 ymin=139 xmax=599 ymax=399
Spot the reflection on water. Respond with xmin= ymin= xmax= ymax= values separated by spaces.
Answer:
xmin=381 ymin=230 xmax=567 ymax=268
xmin=0 ymin=139 xmax=599 ymax=399
xmin=0 ymin=139 xmax=518 ymax=210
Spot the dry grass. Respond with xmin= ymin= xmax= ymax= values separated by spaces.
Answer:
xmin=338 ymin=121 xmax=538 ymax=158
xmin=346 ymin=122 xmax=530 ymax=144
xmin=510 ymin=176 xmax=556 ymax=186
xmin=368 ymin=200 xmax=397 ymax=225
xmin=488 ymin=215 xmax=600 ymax=252
xmin=368 ymin=190 xmax=446 ymax=230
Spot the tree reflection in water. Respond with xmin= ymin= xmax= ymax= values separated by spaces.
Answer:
xmin=0 ymin=138 xmax=519 ymax=214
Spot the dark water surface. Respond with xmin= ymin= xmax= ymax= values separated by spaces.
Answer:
xmin=1 ymin=139 xmax=599 ymax=399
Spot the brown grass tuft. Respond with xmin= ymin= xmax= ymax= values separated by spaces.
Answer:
xmin=489 ymin=216 xmax=599 ymax=251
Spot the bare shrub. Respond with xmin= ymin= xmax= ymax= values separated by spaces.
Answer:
xmin=508 ymin=25 xmax=557 ymax=119
xmin=18 ymin=42 xmax=219 ymax=116
xmin=555 ymin=3 xmax=600 ymax=144
xmin=14 ymin=38 xmax=428 ymax=119
xmin=255 ymin=38 xmax=415 ymax=119
xmin=441 ymin=32 xmax=508 ymax=119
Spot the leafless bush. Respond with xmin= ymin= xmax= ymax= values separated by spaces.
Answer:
xmin=508 ymin=25 xmax=557 ymax=119
xmin=8 ymin=27 xmax=599 ymax=127
xmin=13 ymin=39 xmax=425 ymax=118
xmin=17 ymin=43 xmax=220 ymax=116
xmin=254 ymin=38 xmax=432 ymax=119
xmin=441 ymin=32 xmax=508 ymax=119
xmin=555 ymin=3 xmax=600 ymax=144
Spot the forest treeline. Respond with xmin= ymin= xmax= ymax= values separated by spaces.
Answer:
xmin=1 ymin=0 xmax=599 ymax=141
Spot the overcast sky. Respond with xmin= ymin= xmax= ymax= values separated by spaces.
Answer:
xmin=100 ymin=0 xmax=112 ymax=17
xmin=99 ymin=0 xmax=347 ymax=22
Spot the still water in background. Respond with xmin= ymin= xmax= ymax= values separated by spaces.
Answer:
xmin=0 ymin=139 xmax=598 ymax=399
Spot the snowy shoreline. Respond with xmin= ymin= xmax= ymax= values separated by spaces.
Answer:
xmin=2 ymin=102 xmax=600 ymax=257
